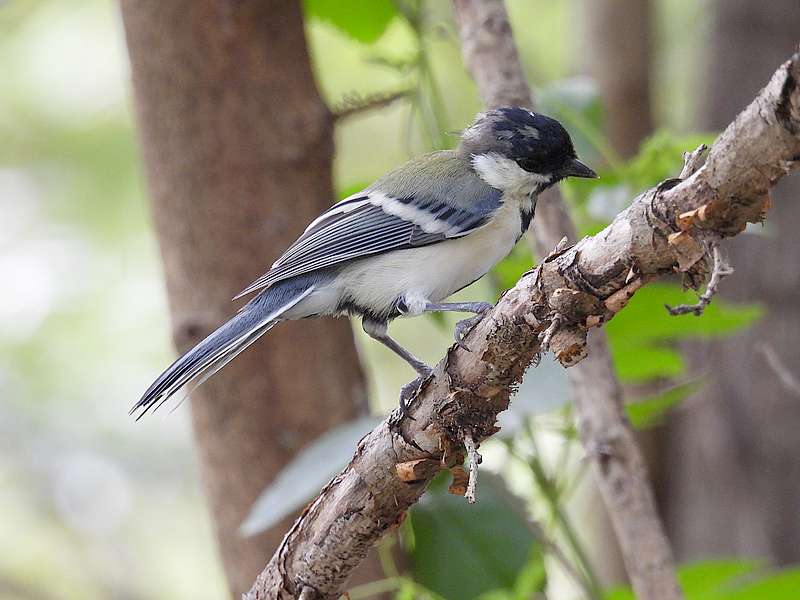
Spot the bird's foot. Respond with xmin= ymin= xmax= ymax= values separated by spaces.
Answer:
xmin=454 ymin=303 xmax=493 ymax=352
xmin=399 ymin=367 xmax=433 ymax=418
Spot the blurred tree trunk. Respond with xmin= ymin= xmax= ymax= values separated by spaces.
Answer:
xmin=120 ymin=1 xmax=384 ymax=596
xmin=579 ymin=0 xmax=654 ymax=587
xmin=582 ymin=0 xmax=653 ymax=158
xmin=659 ymin=0 xmax=800 ymax=563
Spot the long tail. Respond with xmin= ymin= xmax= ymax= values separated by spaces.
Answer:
xmin=132 ymin=278 xmax=316 ymax=419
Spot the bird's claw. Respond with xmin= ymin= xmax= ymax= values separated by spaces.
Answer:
xmin=454 ymin=322 xmax=475 ymax=351
xmin=454 ymin=304 xmax=493 ymax=352
xmin=399 ymin=368 xmax=433 ymax=418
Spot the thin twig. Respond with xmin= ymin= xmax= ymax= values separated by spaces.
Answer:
xmin=666 ymin=245 xmax=734 ymax=315
xmin=756 ymin=342 xmax=800 ymax=398
xmin=463 ymin=433 xmax=481 ymax=504
xmin=539 ymin=315 xmax=563 ymax=352
xmin=679 ymin=144 xmax=708 ymax=179
xmin=332 ymin=89 xmax=412 ymax=122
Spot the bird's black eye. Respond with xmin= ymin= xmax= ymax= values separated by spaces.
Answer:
xmin=516 ymin=158 xmax=540 ymax=173
xmin=517 ymin=147 xmax=563 ymax=174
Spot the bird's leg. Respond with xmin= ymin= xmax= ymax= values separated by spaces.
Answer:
xmin=423 ymin=301 xmax=494 ymax=352
xmin=362 ymin=318 xmax=432 ymax=414
xmin=362 ymin=318 xmax=431 ymax=376
xmin=423 ymin=301 xmax=494 ymax=314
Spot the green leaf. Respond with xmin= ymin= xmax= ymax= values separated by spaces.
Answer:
xmin=605 ymin=283 xmax=762 ymax=383
xmin=474 ymin=547 xmax=547 ymax=600
xmin=607 ymin=284 xmax=762 ymax=342
xmin=395 ymin=580 xmax=417 ymax=600
xmin=476 ymin=591 xmax=514 ymax=600
xmin=562 ymin=130 xmax=718 ymax=238
xmin=724 ymin=568 xmax=800 ymax=600
xmin=611 ymin=343 xmax=685 ymax=382
xmin=409 ymin=473 xmax=539 ymax=600
xmin=624 ymin=131 xmax=716 ymax=191
xmin=678 ymin=559 xmax=758 ymax=598
xmin=304 ymin=0 xmax=397 ymax=44
xmin=240 ymin=415 xmax=382 ymax=535
xmin=626 ymin=380 xmax=703 ymax=430
xmin=604 ymin=559 xmax=761 ymax=600
xmin=510 ymin=549 xmax=547 ymax=599
xmin=604 ymin=587 xmax=634 ymax=600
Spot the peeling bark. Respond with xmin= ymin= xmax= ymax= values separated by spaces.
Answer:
xmin=244 ymin=45 xmax=800 ymax=600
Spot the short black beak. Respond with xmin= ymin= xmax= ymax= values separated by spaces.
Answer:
xmin=562 ymin=157 xmax=598 ymax=179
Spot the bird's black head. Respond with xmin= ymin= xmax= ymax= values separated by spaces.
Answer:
xmin=460 ymin=107 xmax=597 ymax=183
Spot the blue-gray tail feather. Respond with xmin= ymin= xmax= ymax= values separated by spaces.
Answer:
xmin=132 ymin=276 xmax=316 ymax=419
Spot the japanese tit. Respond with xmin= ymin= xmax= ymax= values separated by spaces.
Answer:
xmin=134 ymin=107 xmax=596 ymax=417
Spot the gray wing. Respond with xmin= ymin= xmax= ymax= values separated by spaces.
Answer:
xmin=235 ymin=184 xmax=502 ymax=299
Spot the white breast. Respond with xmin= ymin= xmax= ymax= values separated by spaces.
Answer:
xmin=284 ymin=153 xmax=542 ymax=321
xmin=327 ymin=198 xmax=523 ymax=316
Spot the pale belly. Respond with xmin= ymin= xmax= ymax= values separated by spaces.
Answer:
xmin=293 ymin=199 xmax=524 ymax=320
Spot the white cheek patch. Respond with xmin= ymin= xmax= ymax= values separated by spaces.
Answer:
xmin=471 ymin=152 xmax=551 ymax=191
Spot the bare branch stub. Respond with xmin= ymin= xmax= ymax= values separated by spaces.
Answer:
xmin=679 ymin=144 xmax=708 ymax=179
xmin=539 ymin=314 xmax=564 ymax=352
xmin=666 ymin=244 xmax=734 ymax=316
xmin=463 ymin=434 xmax=482 ymax=504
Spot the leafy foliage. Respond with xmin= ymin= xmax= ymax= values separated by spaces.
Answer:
xmin=407 ymin=473 xmax=541 ymax=600
xmin=563 ymin=130 xmax=717 ymax=234
xmin=476 ymin=549 xmax=547 ymax=600
xmin=625 ymin=380 xmax=703 ymax=429
xmin=606 ymin=559 xmax=800 ymax=600
xmin=606 ymin=283 xmax=761 ymax=383
xmin=304 ymin=0 xmax=397 ymax=44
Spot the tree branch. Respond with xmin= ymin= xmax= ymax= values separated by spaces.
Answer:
xmin=244 ymin=45 xmax=800 ymax=600
xmin=452 ymin=1 xmax=681 ymax=597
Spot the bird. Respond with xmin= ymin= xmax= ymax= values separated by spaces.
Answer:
xmin=133 ymin=107 xmax=597 ymax=418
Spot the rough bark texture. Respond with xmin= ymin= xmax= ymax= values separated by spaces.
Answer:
xmin=453 ymin=1 xmax=675 ymax=597
xmin=582 ymin=0 xmax=653 ymax=158
xmin=660 ymin=0 xmax=800 ymax=563
xmin=120 ymin=2 xmax=382 ymax=596
xmin=244 ymin=42 xmax=800 ymax=600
